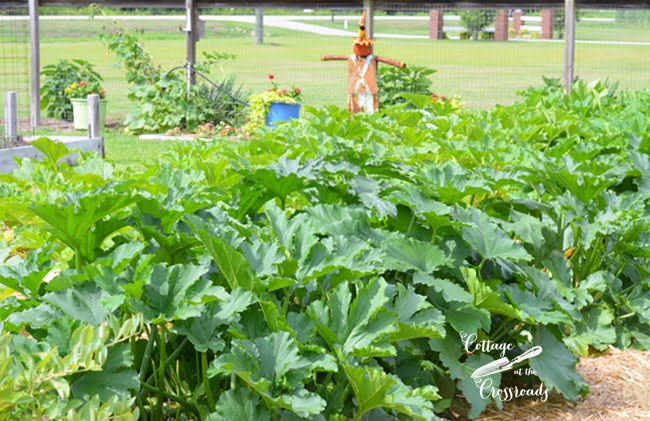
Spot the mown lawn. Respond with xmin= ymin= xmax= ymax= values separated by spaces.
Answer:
xmin=2 ymin=16 xmax=649 ymax=122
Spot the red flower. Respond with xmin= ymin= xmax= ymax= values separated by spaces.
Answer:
xmin=79 ymin=81 xmax=87 ymax=86
xmin=295 ymin=88 xmax=301 ymax=94
xmin=278 ymin=89 xmax=287 ymax=95
xmin=268 ymin=74 xmax=275 ymax=80
xmin=432 ymin=93 xmax=437 ymax=97
xmin=440 ymin=95 xmax=446 ymax=100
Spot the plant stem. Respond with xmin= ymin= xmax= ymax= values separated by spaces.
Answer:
xmin=140 ymin=381 xmax=200 ymax=417
xmin=74 ymin=247 xmax=82 ymax=270
xmin=321 ymin=371 xmax=333 ymax=387
xmin=156 ymin=326 xmax=167 ymax=418
xmin=477 ymin=258 xmax=487 ymax=283
xmin=139 ymin=325 xmax=156 ymax=384
xmin=145 ymin=337 xmax=189 ymax=385
xmin=135 ymin=395 xmax=148 ymax=421
xmin=202 ymin=352 xmax=216 ymax=409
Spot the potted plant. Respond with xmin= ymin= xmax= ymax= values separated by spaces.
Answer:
xmin=66 ymin=81 xmax=107 ymax=130
xmin=245 ymin=74 xmax=302 ymax=131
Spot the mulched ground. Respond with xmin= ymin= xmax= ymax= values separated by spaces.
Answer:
xmin=448 ymin=347 xmax=650 ymax=420
xmin=1 ymin=117 xmax=121 ymax=134
xmin=0 ymin=117 xmax=76 ymax=133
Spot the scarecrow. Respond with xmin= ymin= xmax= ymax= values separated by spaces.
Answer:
xmin=321 ymin=11 xmax=406 ymax=114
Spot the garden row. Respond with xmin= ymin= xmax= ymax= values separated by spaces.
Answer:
xmin=0 ymin=79 xmax=648 ymax=419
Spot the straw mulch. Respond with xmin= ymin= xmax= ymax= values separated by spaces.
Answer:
xmin=448 ymin=346 xmax=650 ymax=420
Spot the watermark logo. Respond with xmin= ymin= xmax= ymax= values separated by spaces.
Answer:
xmin=461 ymin=332 xmax=550 ymax=402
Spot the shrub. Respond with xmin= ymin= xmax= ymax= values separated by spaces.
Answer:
xmin=41 ymin=59 xmax=103 ymax=121
xmin=480 ymin=30 xmax=495 ymax=40
xmin=459 ymin=10 xmax=496 ymax=40
xmin=101 ymin=30 xmax=248 ymax=133
xmin=378 ymin=65 xmax=436 ymax=107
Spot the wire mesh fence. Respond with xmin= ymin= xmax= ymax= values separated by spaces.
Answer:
xmin=0 ymin=6 xmax=30 ymax=142
xmin=1 ymin=5 xmax=648 ymax=132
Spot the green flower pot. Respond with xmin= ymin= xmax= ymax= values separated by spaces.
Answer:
xmin=70 ymin=98 xmax=107 ymax=131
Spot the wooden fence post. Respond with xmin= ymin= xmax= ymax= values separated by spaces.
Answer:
xmin=255 ymin=8 xmax=264 ymax=45
xmin=564 ymin=0 xmax=576 ymax=93
xmin=4 ymin=92 xmax=18 ymax=140
xmin=364 ymin=0 xmax=375 ymax=38
xmin=185 ymin=0 xmax=197 ymax=88
xmin=87 ymin=94 xmax=100 ymax=139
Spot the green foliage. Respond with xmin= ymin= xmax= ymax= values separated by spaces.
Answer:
xmin=0 ymin=79 xmax=649 ymax=419
xmin=100 ymin=30 xmax=248 ymax=133
xmin=553 ymin=10 xmax=585 ymax=39
xmin=245 ymin=90 xmax=299 ymax=132
xmin=41 ymin=59 xmax=103 ymax=121
xmin=459 ymin=10 xmax=496 ymax=40
xmin=377 ymin=65 xmax=436 ymax=107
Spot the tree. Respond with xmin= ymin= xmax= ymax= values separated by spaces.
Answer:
xmin=459 ymin=10 xmax=496 ymax=40
xmin=554 ymin=9 xmax=584 ymax=39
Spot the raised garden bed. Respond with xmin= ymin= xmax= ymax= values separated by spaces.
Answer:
xmin=0 ymin=136 xmax=104 ymax=174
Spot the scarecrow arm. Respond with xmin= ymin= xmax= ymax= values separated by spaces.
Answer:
xmin=377 ymin=57 xmax=406 ymax=68
xmin=321 ymin=55 xmax=348 ymax=61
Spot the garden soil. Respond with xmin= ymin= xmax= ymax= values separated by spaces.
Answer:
xmin=449 ymin=346 xmax=650 ymax=420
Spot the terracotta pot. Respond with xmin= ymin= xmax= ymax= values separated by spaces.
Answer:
xmin=353 ymin=43 xmax=373 ymax=57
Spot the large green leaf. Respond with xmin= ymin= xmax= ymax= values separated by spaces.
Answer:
xmin=413 ymin=272 xmax=473 ymax=304
xmin=529 ymin=327 xmax=588 ymax=401
xmin=31 ymin=186 xmax=135 ymax=262
xmin=389 ymin=284 xmax=445 ymax=341
xmin=564 ymin=307 xmax=616 ymax=356
xmin=31 ymin=137 xmax=79 ymax=169
xmin=176 ymin=288 xmax=253 ymax=352
xmin=298 ymin=235 xmax=382 ymax=281
xmin=197 ymin=232 xmax=254 ymax=291
xmin=0 ymin=246 xmax=55 ymax=299
xmin=212 ymin=331 xmax=333 ymax=417
xmin=458 ymin=208 xmax=532 ymax=262
xmin=348 ymin=176 xmax=397 ymax=218
xmin=429 ymin=335 xmax=502 ymax=419
xmin=207 ymin=388 xmax=270 ymax=421
xmin=343 ymin=365 xmax=440 ymax=421
xmin=71 ymin=343 xmax=138 ymax=401
xmin=462 ymin=268 xmax=521 ymax=319
xmin=42 ymin=283 xmax=109 ymax=326
xmin=382 ymin=234 xmax=451 ymax=274
xmin=307 ymin=279 xmax=397 ymax=357
xmin=130 ymin=263 xmax=215 ymax=323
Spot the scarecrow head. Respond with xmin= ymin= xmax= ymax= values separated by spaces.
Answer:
xmin=353 ymin=11 xmax=374 ymax=57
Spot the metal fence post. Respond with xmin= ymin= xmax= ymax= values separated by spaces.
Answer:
xmin=29 ymin=0 xmax=40 ymax=128
xmin=88 ymin=94 xmax=100 ymax=139
xmin=4 ymin=92 xmax=18 ymax=140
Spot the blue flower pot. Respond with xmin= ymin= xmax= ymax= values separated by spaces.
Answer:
xmin=265 ymin=102 xmax=301 ymax=127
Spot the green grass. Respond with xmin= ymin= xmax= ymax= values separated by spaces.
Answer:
xmin=299 ymin=17 xmax=650 ymax=42
xmin=1 ymin=126 xmax=180 ymax=169
xmin=2 ymin=17 xmax=649 ymax=122
xmin=103 ymin=130 xmax=180 ymax=168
